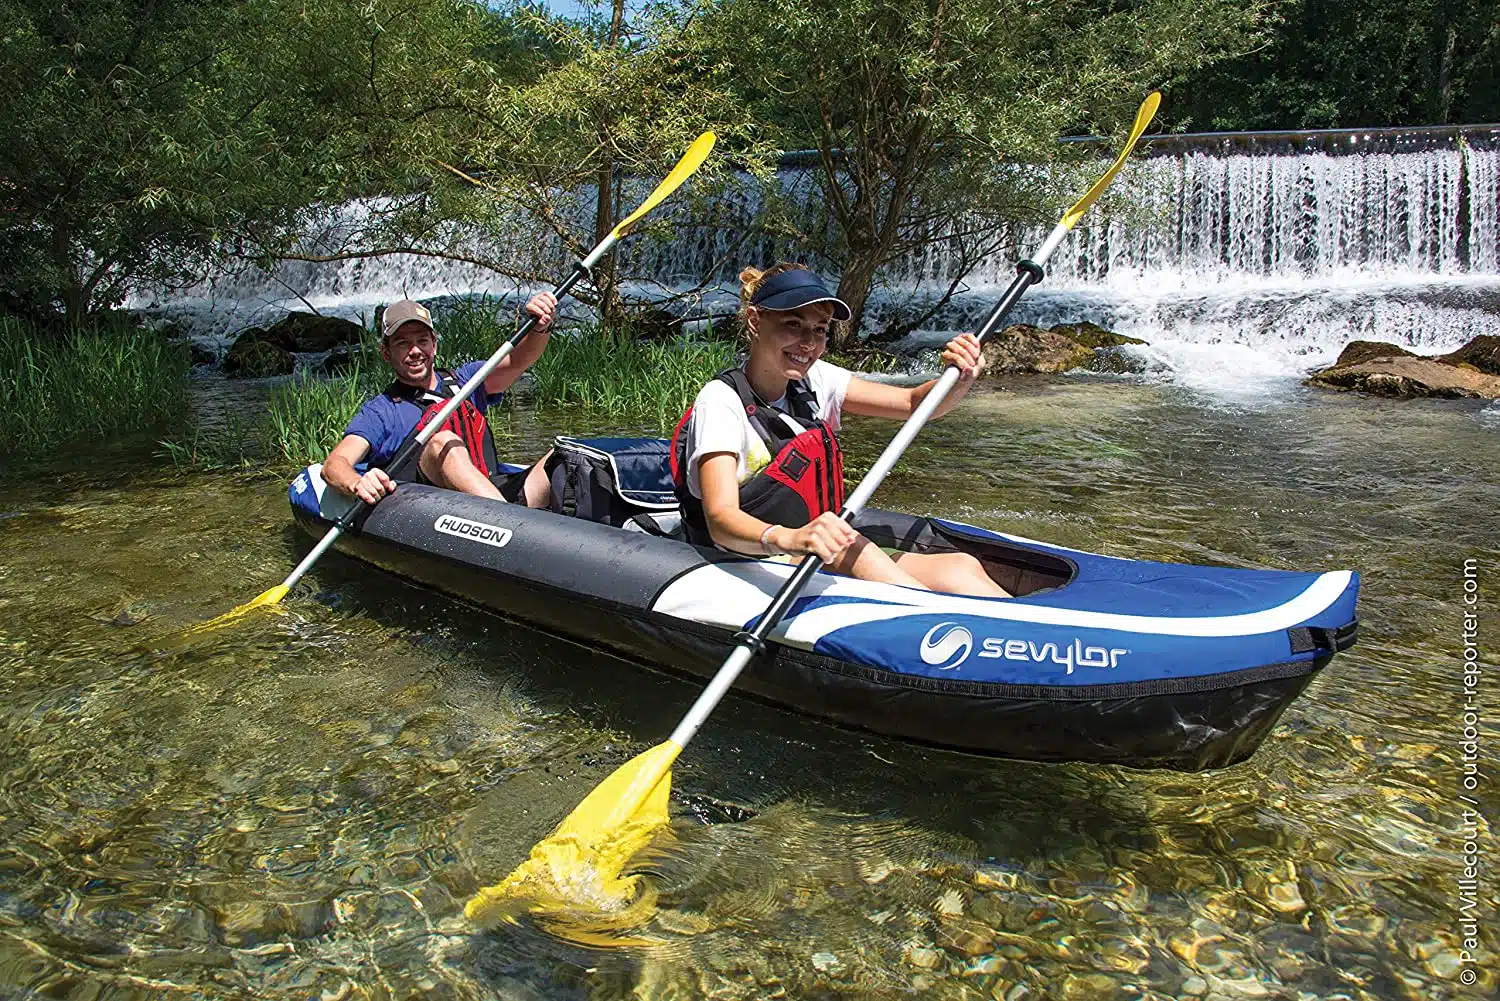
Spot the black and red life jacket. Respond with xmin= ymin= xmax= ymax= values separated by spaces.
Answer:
xmin=669 ymin=368 xmax=845 ymax=547
xmin=383 ymin=369 xmax=498 ymax=482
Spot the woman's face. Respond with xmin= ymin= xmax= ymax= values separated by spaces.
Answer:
xmin=748 ymin=303 xmax=833 ymax=381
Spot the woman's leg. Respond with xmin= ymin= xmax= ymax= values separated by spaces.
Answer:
xmin=825 ymin=534 xmax=931 ymax=590
xmin=891 ymin=551 xmax=1011 ymax=598
xmin=419 ymin=430 xmax=505 ymax=500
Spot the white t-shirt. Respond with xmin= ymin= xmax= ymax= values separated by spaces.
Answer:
xmin=682 ymin=360 xmax=853 ymax=498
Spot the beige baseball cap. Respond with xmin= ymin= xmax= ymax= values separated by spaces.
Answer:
xmin=381 ymin=299 xmax=435 ymax=339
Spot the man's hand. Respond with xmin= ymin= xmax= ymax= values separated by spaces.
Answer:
xmin=525 ymin=291 xmax=558 ymax=330
xmin=353 ymin=468 xmax=396 ymax=506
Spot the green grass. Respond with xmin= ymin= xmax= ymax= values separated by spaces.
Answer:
xmin=527 ymin=327 xmax=735 ymax=433
xmin=264 ymin=364 xmax=388 ymax=467
xmin=0 ymin=317 xmax=191 ymax=458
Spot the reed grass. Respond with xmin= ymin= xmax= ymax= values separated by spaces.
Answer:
xmin=0 ymin=317 xmax=191 ymax=458
xmin=263 ymin=364 xmax=388 ymax=468
xmin=527 ymin=327 xmax=735 ymax=433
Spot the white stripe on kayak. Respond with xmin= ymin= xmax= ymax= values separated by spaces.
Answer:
xmin=652 ymin=563 xmax=1354 ymax=640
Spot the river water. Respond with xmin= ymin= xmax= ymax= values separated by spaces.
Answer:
xmin=1 ymin=373 xmax=1496 ymax=1001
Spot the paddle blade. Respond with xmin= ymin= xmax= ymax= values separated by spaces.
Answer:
xmin=1059 ymin=91 xmax=1161 ymax=231
xmin=178 ymin=584 xmax=289 ymax=635
xmin=466 ymin=740 xmax=681 ymax=930
xmin=610 ymin=132 xmax=717 ymax=239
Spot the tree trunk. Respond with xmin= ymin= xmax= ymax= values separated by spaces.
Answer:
xmin=833 ymin=248 xmax=882 ymax=350
xmin=590 ymin=0 xmax=628 ymax=330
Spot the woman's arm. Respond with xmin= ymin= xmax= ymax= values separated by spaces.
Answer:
xmin=699 ymin=452 xmax=858 ymax=563
xmin=842 ymin=332 xmax=984 ymax=421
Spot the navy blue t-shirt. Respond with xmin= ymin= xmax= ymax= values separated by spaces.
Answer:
xmin=344 ymin=361 xmax=497 ymax=470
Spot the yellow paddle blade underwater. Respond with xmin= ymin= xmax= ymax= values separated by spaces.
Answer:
xmin=1059 ymin=91 xmax=1160 ymax=231
xmin=466 ymin=740 xmax=681 ymax=933
xmin=176 ymin=584 xmax=288 ymax=636
xmin=610 ymin=132 xmax=717 ymax=239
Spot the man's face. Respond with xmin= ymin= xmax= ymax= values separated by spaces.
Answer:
xmin=381 ymin=321 xmax=436 ymax=386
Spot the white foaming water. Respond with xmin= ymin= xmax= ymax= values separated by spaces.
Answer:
xmin=140 ymin=136 xmax=1500 ymax=396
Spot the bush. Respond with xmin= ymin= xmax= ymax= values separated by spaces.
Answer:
xmin=0 ymin=318 xmax=190 ymax=459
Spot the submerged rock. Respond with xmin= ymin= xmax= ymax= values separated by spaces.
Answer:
xmin=1306 ymin=356 xmax=1500 ymax=400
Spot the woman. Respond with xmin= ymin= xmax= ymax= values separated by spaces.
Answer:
xmin=670 ymin=263 xmax=1010 ymax=597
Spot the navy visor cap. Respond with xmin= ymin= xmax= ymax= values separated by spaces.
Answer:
xmin=750 ymin=269 xmax=852 ymax=321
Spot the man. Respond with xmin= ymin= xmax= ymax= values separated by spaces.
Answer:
xmin=322 ymin=294 xmax=556 ymax=508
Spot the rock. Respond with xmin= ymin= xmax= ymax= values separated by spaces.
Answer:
xmin=265 ymin=312 xmax=366 ymax=353
xmin=1439 ymin=334 xmax=1500 ymax=375
xmin=983 ymin=325 xmax=1094 ymax=374
xmin=904 ymin=944 xmax=943 ymax=970
xmin=1180 ymin=976 xmax=1209 ymax=996
xmin=1332 ymin=340 xmax=1415 ymax=367
xmin=810 ymin=951 xmax=843 ymax=975
xmin=189 ymin=343 xmax=218 ymax=366
xmin=1047 ymin=321 xmax=1145 ymax=350
xmin=223 ymin=331 xmax=295 ymax=378
xmin=319 ymin=347 xmax=361 ymax=376
xmin=215 ymin=902 xmax=291 ymax=947
xmin=1305 ymin=356 xmax=1500 ymax=400
xmin=938 ymin=916 xmax=996 ymax=957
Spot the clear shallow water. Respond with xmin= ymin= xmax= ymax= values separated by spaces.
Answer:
xmin=0 ymin=380 xmax=1496 ymax=1000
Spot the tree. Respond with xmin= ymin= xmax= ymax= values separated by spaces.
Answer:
xmin=1167 ymin=0 xmax=1500 ymax=129
xmin=700 ymin=0 xmax=1272 ymax=345
xmin=0 ymin=0 xmax=505 ymax=325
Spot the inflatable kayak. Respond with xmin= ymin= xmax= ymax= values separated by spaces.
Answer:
xmin=288 ymin=437 xmax=1359 ymax=771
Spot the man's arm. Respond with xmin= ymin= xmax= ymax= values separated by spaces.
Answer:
xmin=323 ymin=434 xmax=395 ymax=505
xmin=484 ymin=291 xmax=558 ymax=395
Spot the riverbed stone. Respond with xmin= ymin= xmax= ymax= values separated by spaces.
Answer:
xmin=265 ymin=311 xmax=366 ymax=352
xmin=1439 ymin=333 xmax=1500 ymax=375
xmin=938 ymin=916 xmax=997 ymax=957
xmin=1305 ymin=356 xmax=1500 ymax=399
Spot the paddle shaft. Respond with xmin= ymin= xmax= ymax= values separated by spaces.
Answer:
xmin=667 ymin=236 xmax=1069 ymax=749
xmin=278 ymin=257 xmax=604 ymax=594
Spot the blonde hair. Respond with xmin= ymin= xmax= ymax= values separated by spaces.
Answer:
xmin=737 ymin=262 xmax=839 ymax=340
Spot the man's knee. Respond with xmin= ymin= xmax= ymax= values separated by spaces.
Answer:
xmin=419 ymin=430 xmax=466 ymax=479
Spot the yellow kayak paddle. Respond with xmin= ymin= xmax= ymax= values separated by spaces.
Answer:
xmin=188 ymin=132 xmax=718 ymax=634
xmin=466 ymin=93 xmax=1161 ymax=933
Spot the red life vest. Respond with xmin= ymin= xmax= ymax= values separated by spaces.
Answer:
xmin=384 ymin=370 xmax=498 ymax=481
xmin=669 ymin=368 xmax=845 ymax=547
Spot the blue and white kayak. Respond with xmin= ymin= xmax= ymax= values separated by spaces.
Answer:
xmin=287 ymin=437 xmax=1359 ymax=771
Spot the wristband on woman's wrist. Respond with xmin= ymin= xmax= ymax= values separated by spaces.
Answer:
xmin=759 ymin=524 xmax=782 ymax=556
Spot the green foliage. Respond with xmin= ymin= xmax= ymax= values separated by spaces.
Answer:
xmin=0 ymin=0 xmax=510 ymax=323
xmin=527 ymin=327 xmax=735 ymax=433
xmin=1167 ymin=0 xmax=1500 ymax=129
xmin=697 ymin=0 xmax=1270 ymax=343
xmin=0 ymin=318 xmax=190 ymax=457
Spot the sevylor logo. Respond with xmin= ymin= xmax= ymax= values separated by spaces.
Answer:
xmin=920 ymin=622 xmax=973 ymax=669
xmin=433 ymin=514 xmax=512 ymax=549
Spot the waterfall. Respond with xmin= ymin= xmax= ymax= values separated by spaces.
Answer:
xmin=143 ymin=128 xmax=1500 ymax=391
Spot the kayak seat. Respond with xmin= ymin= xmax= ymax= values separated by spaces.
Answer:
xmin=542 ymin=436 xmax=684 ymax=535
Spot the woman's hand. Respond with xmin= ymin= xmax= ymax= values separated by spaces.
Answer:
xmin=353 ymin=468 xmax=396 ymax=506
xmin=525 ymin=291 xmax=558 ymax=329
xmin=771 ymin=512 xmax=859 ymax=564
xmin=941 ymin=332 xmax=984 ymax=383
